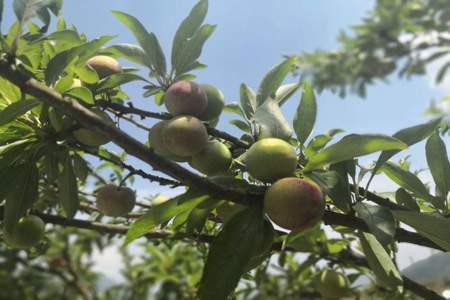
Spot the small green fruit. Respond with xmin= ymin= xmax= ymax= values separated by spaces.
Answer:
xmin=162 ymin=115 xmax=208 ymax=156
xmin=198 ymin=84 xmax=225 ymax=121
xmin=96 ymin=184 xmax=136 ymax=217
xmin=152 ymin=195 xmax=170 ymax=206
xmin=4 ymin=215 xmax=45 ymax=248
xmin=165 ymin=81 xmax=208 ymax=117
xmin=148 ymin=121 xmax=190 ymax=162
xmin=317 ymin=270 xmax=348 ymax=299
xmin=73 ymin=109 xmax=114 ymax=147
xmin=190 ymin=140 xmax=232 ymax=175
xmin=245 ymin=138 xmax=297 ymax=182
xmin=86 ymin=55 xmax=122 ymax=78
xmin=264 ymin=177 xmax=324 ymax=231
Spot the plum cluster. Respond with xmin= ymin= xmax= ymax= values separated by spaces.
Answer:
xmin=149 ymin=81 xmax=232 ymax=176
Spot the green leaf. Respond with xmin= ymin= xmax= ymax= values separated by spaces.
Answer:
xmin=105 ymin=43 xmax=151 ymax=67
xmin=125 ymin=190 xmax=208 ymax=244
xmin=96 ymin=73 xmax=147 ymax=92
xmin=256 ymin=56 xmax=298 ymax=106
xmin=198 ymin=206 xmax=267 ymax=300
xmin=112 ymin=10 xmax=166 ymax=75
xmin=276 ymin=82 xmax=301 ymax=106
xmin=372 ymin=118 xmax=442 ymax=178
xmin=304 ymin=134 xmax=407 ymax=172
xmin=328 ymin=162 xmax=352 ymax=212
xmin=240 ymin=83 xmax=257 ymax=120
xmin=174 ymin=24 xmax=216 ymax=75
xmin=229 ymin=119 xmax=251 ymax=133
xmin=72 ymin=65 xmax=99 ymax=84
xmin=45 ymin=36 xmax=114 ymax=85
xmin=380 ymin=162 xmax=441 ymax=208
xmin=3 ymin=163 xmax=38 ymax=232
xmin=392 ymin=211 xmax=450 ymax=251
xmin=254 ymin=98 xmax=292 ymax=141
xmin=304 ymin=134 xmax=333 ymax=157
xmin=354 ymin=203 xmax=396 ymax=245
xmin=395 ymin=188 xmax=420 ymax=211
xmin=64 ymin=86 xmax=93 ymax=104
xmin=425 ymin=132 xmax=450 ymax=198
xmin=13 ymin=0 xmax=55 ymax=25
xmin=359 ymin=232 xmax=403 ymax=288
xmin=58 ymin=154 xmax=79 ymax=218
xmin=293 ymin=81 xmax=317 ymax=145
xmin=172 ymin=0 xmax=208 ymax=68
xmin=0 ymin=99 xmax=39 ymax=126
xmin=186 ymin=197 xmax=220 ymax=234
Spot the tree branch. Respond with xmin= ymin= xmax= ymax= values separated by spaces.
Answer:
xmin=97 ymin=100 xmax=250 ymax=149
xmin=0 ymin=58 xmax=253 ymax=206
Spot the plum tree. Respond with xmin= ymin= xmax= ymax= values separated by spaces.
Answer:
xmin=96 ymin=184 xmax=136 ymax=217
xmin=86 ymin=55 xmax=122 ymax=78
xmin=317 ymin=270 xmax=348 ymax=299
xmin=165 ymin=81 xmax=208 ymax=117
xmin=148 ymin=120 xmax=190 ymax=162
xmin=162 ymin=115 xmax=208 ymax=156
xmin=264 ymin=177 xmax=324 ymax=231
xmin=198 ymin=84 xmax=225 ymax=121
xmin=190 ymin=140 xmax=232 ymax=175
xmin=4 ymin=215 xmax=45 ymax=248
xmin=245 ymin=138 xmax=297 ymax=182
xmin=73 ymin=109 xmax=114 ymax=146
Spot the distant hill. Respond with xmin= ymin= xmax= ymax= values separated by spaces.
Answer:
xmin=402 ymin=253 xmax=450 ymax=284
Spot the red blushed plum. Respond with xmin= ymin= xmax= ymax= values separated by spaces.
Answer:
xmin=264 ymin=177 xmax=324 ymax=231
xmin=165 ymin=81 xmax=208 ymax=117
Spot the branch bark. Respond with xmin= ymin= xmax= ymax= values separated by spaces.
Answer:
xmin=0 ymin=58 xmax=253 ymax=206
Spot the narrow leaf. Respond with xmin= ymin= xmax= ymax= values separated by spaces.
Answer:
xmin=254 ymin=98 xmax=292 ymax=141
xmin=96 ymin=73 xmax=147 ymax=92
xmin=359 ymin=232 xmax=403 ymax=288
xmin=276 ymin=82 xmax=301 ymax=106
xmin=240 ymin=83 xmax=257 ymax=119
xmin=393 ymin=210 xmax=450 ymax=251
xmin=354 ymin=203 xmax=396 ymax=245
xmin=58 ymin=154 xmax=79 ymax=218
xmin=64 ymin=86 xmax=93 ymax=104
xmin=172 ymin=0 xmax=208 ymax=68
xmin=395 ymin=188 xmax=420 ymax=211
xmin=380 ymin=162 xmax=441 ymax=208
xmin=293 ymin=81 xmax=317 ymax=145
xmin=304 ymin=134 xmax=407 ymax=172
xmin=257 ymin=56 xmax=298 ymax=106
xmin=0 ymin=99 xmax=39 ymax=126
xmin=425 ymin=132 xmax=450 ymax=198
xmin=198 ymin=206 xmax=267 ymax=300
xmin=4 ymin=163 xmax=38 ymax=232
xmin=105 ymin=43 xmax=151 ymax=67
xmin=125 ymin=190 xmax=208 ymax=244
xmin=112 ymin=10 xmax=166 ymax=75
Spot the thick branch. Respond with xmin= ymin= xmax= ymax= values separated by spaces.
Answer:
xmin=0 ymin=59 xmax=252 ymax=206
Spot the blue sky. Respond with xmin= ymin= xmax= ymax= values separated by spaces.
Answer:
xmin=2 ymin=0 xmax=448 ymax=277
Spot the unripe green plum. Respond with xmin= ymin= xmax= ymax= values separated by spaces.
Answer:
xmin=152 ymin=194 xmax=170 ymax=206
xmin=96 ymin=184 xmax=136 ymax=217
xmin=264 ymin=177 xmax=324 ymax=231
xmin=86 ymin=55 xmax=122 ymax=78
xmin=165 ymin=81 xmax=207 ymax=117
xmin=190 ymin=140 xmax=232 ymax=175
xmin=73 ymin=109 xmax=114 ymax=147
xmin=162 ymin=115 xmax=208 ymax=156
xmin=148 ymin=121 xmax=190 ymax=162
xmin=198 ymin=84 xmax=225 ymax=121
xmin=245 ymin=138 xmax=297 ymax=182
xmin=317 ymin=270 xmax=348 ymax=299
xmin=4 ymin=215 xmax=45 ymax=248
